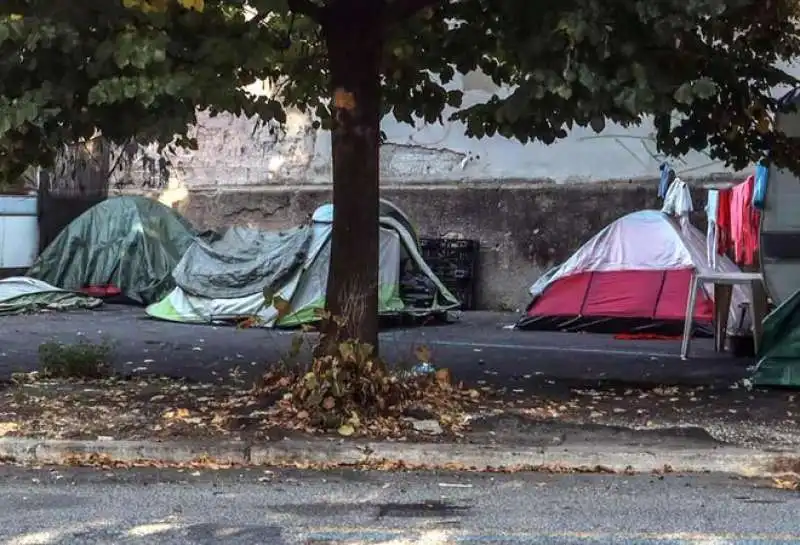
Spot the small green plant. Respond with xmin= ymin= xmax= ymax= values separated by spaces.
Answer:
xmin=38 ymin=340 xmax=113 ymax=379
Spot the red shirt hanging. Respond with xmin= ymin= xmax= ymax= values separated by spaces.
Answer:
xmin=728 ymin=175 xmax=760 ymax=266
xmin=716 ymin=188 xmax=733 ymax=257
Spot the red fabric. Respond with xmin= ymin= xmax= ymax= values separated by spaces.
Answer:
xmin=654 ymin=268 xmax=712 ymax=320
xmin=614 ymin=333 xmax=682 ymax=340
xmin=80 ymin=285 xmax=122 ymax=297
xmin=716 ymin=188 xmax=733 ymax=256
xmin=730 ymin=176 xmax=760 ymax=266
xmin=581 ymin=270 xmax=663 ymax=317
xmin=527 ymin=268 xmax=712 ymax=322
xmin=526 ymin=273 xmax=591 ymax=316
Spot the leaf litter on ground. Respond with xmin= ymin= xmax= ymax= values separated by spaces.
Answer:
xmin=0 ymin=365 xmax=491 ymax=442
xmin=0 ymin=370 xmax=798 ymax=449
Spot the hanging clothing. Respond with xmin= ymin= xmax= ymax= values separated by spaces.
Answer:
xmin=753 ymin=164 xmax=769 ymax=210
xmin=730 ymin=175 xmax=760 ymax=266
xmin=661 ymin=177 xmax=693 ymax=234
xmin=705 ymin=189 xmax=719 ymax=269
xmin=658 ymin=162 xmax=673 ymax=199
xmin=661 ymin=177 xmax=693 ymax=216
xmin=716 ymin=188 xmax=733 ymax=257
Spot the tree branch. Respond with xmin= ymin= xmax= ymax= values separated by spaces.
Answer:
xmin=384 ymin=0 xmax=443 ymax=24
xmin=287 ymin=0 xmax=324 ymax=22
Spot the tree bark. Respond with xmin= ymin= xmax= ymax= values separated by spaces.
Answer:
xmin=320 ymin=2 xmax=384 ymax=350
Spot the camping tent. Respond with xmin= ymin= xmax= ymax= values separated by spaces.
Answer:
xmin=753 ymin=289 xmax=800 ymax=386
xmin=145 ymin=203 xmax=460 ymax=327
xmin=27 ymin=196 xmax=198 ymax=305
xmin=516 ymin=210 xmax=752 ymax=336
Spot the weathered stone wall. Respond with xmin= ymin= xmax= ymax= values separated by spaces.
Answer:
xmin=107 ymin=68 xmax=763 ymax=309
xmin=108 ymin=71 xmax=740 ymax=192
xmin=166 ymin=181 xmax=714 ymax=311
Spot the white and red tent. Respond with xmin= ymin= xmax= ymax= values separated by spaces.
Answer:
xmin=517 ymin=210 xmax=751 ymax=335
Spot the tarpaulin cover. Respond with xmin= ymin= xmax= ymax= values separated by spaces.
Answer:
xmin=0 ymin=276 xmax=102 ymax=315
xmin=172 ymin=225 xmax=313 ymax=299
xmin=27 ymin=196 xmax=198 ymax=305
xmin=753 ymin=288 xmax=800 ymax=387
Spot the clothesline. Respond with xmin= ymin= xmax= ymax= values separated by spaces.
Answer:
xmin=658 ymin=161 xmax=768 ymax=268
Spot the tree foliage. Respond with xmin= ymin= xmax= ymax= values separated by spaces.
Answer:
xmin=2 ymin=0 xmax=800 ymax=344
xmin=3 ymin=0 xmax=799 ymax=174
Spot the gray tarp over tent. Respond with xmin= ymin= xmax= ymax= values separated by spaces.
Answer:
xmin=171 ymin=226 xmax=313 ymax=299
xmin=27 ymin=196 xmax=199 ymax=305
xmin=147 ymin=203 xmax=460 ymax=327
xmin=0 ymin=277 xmax=102 ymax=315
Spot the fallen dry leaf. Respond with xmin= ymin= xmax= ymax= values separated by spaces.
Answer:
xmin=0 ymin=422 xmax=19 ymax=437
xmin=162 ymin=408 xmax=191 ymax=420
xmin=435 ymin=368 xmax=451 ymax=385
xmin=772 ymin=477 xmax=799 ymax=491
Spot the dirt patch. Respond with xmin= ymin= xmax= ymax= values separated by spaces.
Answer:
xmin=0 ymin=376 xmax=278 ymax=441
xmin=0 ymin=372 xmax=492 ymax=442
xmin=476 ymin=382 xmax=800 ymax=447
xmin=0 ymin=374 xmax=797 ymax=448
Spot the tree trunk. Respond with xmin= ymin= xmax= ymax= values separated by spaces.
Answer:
xmin=319 ymin=3 xmax=384 ymax=351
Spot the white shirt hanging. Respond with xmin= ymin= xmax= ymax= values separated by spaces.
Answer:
xmin=661 ymin=177 xmax=694 ymax=217
xmin=661 ymin=177 xmax=694 ymax=234
xmin=705 ymin=189 xmax=719 ymax=270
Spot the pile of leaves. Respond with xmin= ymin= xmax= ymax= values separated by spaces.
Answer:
xmin=252 ymin=314 xmax=483 ymax=438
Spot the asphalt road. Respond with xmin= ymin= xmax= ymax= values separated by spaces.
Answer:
xmin=0 ymin=305 xmax=753 ymax=385
xmin=0 ymin=306 xmax=751 ymax=389
xmin=0 ymin=466 xmax=796 ymax=544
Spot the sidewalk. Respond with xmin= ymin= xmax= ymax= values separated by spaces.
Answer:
xmin=1 ymin=373 xmax=797 ymax=478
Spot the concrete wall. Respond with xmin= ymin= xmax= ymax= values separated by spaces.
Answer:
xmin=109 ymin=70 xmax=760 ymax=309
xmin=167 ymin=181 xmax=713 ymax=311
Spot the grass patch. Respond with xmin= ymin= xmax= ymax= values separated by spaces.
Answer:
xmin=38 ymin=340 xmax=114 ymax=379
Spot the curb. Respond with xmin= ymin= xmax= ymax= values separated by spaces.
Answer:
xmin=0 ymin=437 xmax=796 ymax=476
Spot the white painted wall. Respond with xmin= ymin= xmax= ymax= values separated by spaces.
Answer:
xmin=112 ymin=64 xmax=800 ymax=193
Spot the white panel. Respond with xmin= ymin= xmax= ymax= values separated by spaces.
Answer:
xmin=0 ymin=196 xmax=38 ymax=269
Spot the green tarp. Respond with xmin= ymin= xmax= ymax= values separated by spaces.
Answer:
xmin=753 ymin=288 xmax=800 ymax=387
xmin=27 ymin=196 xmax=199 ymax=305
xmin=0 ymin=277 xmax=102 ymax=315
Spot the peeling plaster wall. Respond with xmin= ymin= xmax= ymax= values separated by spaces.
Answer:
xmin=108 ymin=66 xmax=800 ymax=309
xmin=111 ymin=68 xmax=766 ymax=192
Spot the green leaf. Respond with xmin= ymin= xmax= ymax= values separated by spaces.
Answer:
xmin=589 ymin=116 xmax=605 ymax=133
xmin=337 ymin=423 xmax=355 ymax=437
xmin=553 ymin=84 xmax=573 ymax=100
xmin=674 ymin=83 xmax=695 ymax=105
xmin=692 ymin=78 xmax=718 ymax=100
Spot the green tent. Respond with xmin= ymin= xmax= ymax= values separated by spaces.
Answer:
xmin=752 ymin=288 xmax=800 ymax=387
xmin=146 ymin=203 xmax=460 ymax=327
xmin=27 ymin=196 xmax=198 ymax=305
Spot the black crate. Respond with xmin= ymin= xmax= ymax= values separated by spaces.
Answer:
xmin=420 ymin=237 xmax=479 ymax=310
